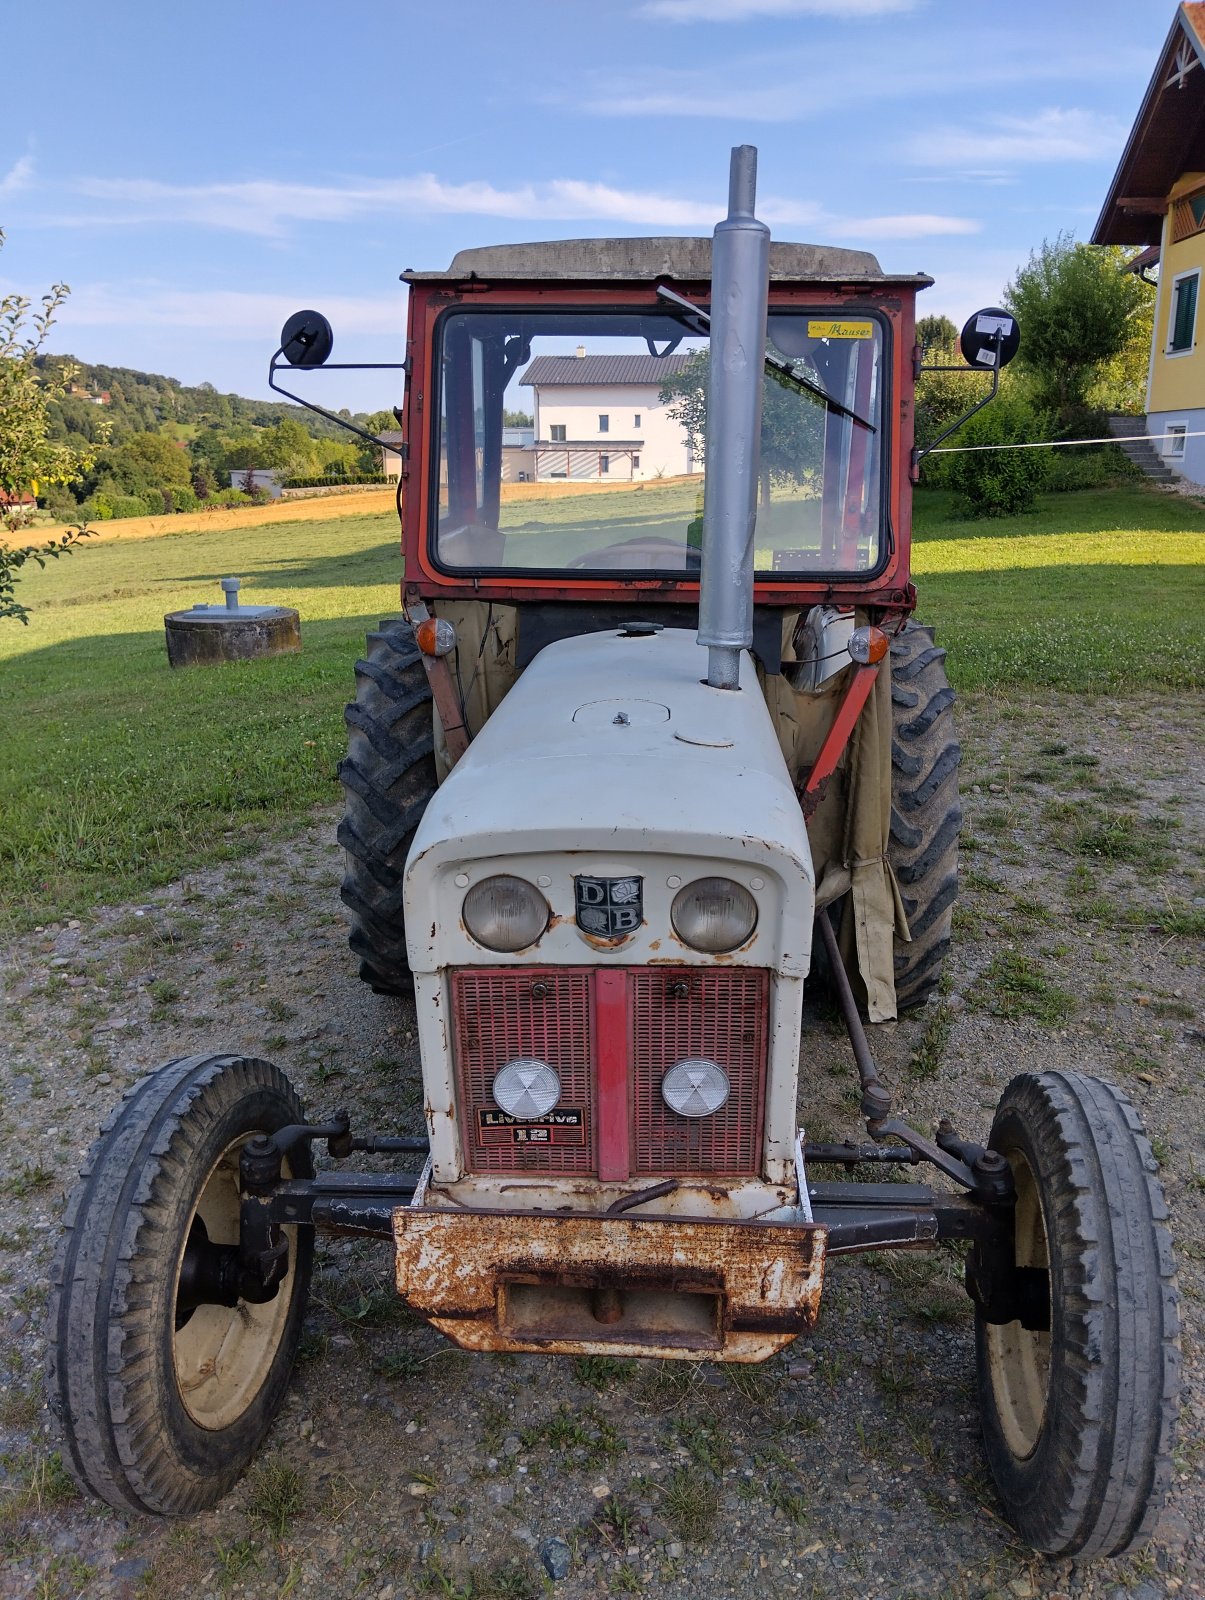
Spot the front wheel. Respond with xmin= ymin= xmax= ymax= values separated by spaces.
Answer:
xmin=47 ymin=1055 xmax=314 ymax=1515
xmin=973 ymin=1071 xmax=1180 ymax=1557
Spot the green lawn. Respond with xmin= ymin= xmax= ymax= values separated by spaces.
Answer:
xmin=912 ymin=488 xmax=1205 ymax=691
xmin=1 ymin=482 xmax=1201 ymax=929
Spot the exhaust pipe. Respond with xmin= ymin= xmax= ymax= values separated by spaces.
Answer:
xmin=697 ymin=145 xmax=771 ymax=691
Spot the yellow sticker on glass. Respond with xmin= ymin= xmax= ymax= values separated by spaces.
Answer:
xmin=807 ymin=319 xmax=874 ymax=340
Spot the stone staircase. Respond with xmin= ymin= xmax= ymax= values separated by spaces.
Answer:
xmin=1106 ymin=415 xmax=1180 ymax=484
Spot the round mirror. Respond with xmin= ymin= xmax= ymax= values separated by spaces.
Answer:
xmin=279 ymin=309 xmax=334 ymax=368
xmin=960 ymin=307 xmax=1019 ymax=371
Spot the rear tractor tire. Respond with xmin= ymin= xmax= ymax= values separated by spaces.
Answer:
xmin=973 ymin=1071 xmax=1180 ymax=1557
xmin=338 ymin=620 xmax=438 ymax=994
xmin=47 ymin=1055 xmax=314 ymax=1515
xmin=888 ymin=621 xmax=961 ymax=1009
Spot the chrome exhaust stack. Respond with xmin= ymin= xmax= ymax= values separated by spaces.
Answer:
xmin=697 ymin=145 xmax=771 ymax=691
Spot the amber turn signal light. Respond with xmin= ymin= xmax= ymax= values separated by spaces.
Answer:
xmin=847 ymin=625 xmax=889 ymax=665
xmin=415 ymin=617 xmax=456 ymax=657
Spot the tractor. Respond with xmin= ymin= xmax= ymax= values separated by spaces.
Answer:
xmin=48 ymin=148 xmax=1179 ymax=1559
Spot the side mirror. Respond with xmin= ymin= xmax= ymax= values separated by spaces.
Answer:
xmin=960 ymin=307 xmax=1020 ymax=371
xmin=279 ymin=309 xmax=334 ymax=368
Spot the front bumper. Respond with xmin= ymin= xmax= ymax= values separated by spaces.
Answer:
xmin=393 ymin=1204 xmax=826 ymax=1361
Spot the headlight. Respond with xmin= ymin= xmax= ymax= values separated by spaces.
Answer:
xmin=462 ymin=874 xmax=550 ymax=952
xmin=493 ymin=1058 xmax=561 ymax=1118
xmin=662 ymin=1058 xmax=731 ymax=1118
xmin=670 ymin=876 xmax=757 ymax=952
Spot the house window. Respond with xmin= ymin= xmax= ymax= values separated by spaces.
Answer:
xmin=1165 ymin=423 xmax=1187 ymax=458
xmin=633 ymin=413 xmax=641 ymax=428
xmin=632 ymin=454 xmax=641 ymax=469
xmin=598 ymin=414 xmax=609 ymax=433
xmin=549 ymin=423 xmax=566 ymax=442
xmin=1172 ymin=188 xmax=1205 ymax=242
xmin=600 ymin=454 xmax=610 ymax=475
xmin=1168 ymin=271 xmax=1198 ymax=353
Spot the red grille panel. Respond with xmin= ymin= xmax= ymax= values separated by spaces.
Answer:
xmin=631 ymin=969 xmax=767 ymax=1176
xmin=451 ymin=967 xmax=769 ymax=1178
xmin=452 ymin=969 xmax=595 ymax=1173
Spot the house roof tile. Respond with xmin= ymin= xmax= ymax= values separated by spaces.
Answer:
xmin=520 ymin=353 xmax=697 ymax=388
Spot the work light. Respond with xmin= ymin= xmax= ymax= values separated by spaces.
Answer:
xmin=661 ymin=1058 xmax=731 ymax=1118
xmin=493 ymin=1059 xmax=561 ymax=1119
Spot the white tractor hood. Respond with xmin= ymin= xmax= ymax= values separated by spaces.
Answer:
xmin=403 ymin=628 xmax=814 ymax=977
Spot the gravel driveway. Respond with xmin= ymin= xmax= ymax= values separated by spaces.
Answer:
xmin=1 ymin=688 xmax=1200 ymax=1600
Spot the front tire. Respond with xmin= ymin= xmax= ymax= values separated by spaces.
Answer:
xmin=338 ymin=620 xmax=438 ymax=994
xmin=888 ymin=621 xmax=961 ymax=1009
xmin=974 ymin=1072 xmax=1180 ymax=1557
xmin=47 ymin=1055 xmax=313 ymax=1515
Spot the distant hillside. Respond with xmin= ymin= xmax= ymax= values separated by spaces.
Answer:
xmin=38 ymin=355 xmax=386 ymax=449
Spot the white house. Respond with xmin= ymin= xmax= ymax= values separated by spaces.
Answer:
xmin=520 ymin=350 xmax=699 ymax=482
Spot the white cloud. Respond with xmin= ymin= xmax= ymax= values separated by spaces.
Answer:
xmin=55 ymin=283 xmax=404 ymax=337
xmin=841 ymin=214 xmax=981 ymax=240
xmin=640 ymin=0 xmax=915 ymax=19
xmin=0 ymin=153 xmax=34 ymax=197
xmin=575 ymin=37 xmax=1145 ymax=123
xmin=905 ymin=108 xmax=1128 ymax=167
xmin=60 ymin=171 xmax=976 ymax=244
xmin=58 ymin=173 xmax=979 ymax=241
xmin=68 ymin=173 xmax=728 ymax=236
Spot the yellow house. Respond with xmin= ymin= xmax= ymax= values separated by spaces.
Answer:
xmin=1094 ymin=3 xmax=1205 ymax=484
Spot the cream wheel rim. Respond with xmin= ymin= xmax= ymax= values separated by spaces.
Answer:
xmin=172 ymin=1134 xmax=295 ymax=1430
xmin=984 ymin=1146 xmax=1051 ymax=1459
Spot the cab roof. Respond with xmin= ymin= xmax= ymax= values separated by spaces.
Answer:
xmin=403 ymin=236 xmax=932 ymax=289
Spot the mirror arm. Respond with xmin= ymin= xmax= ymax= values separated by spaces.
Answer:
xmin=911 ymin=330 xmax=1004 ymax=476
xmin=267 ymin=347 xmax=408 ymax=451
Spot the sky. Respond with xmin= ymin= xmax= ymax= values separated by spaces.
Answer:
xmin=0 ymin=0 xmax=1175 ymax=412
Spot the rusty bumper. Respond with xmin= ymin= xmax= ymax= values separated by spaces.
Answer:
xmin=393 ymin=1208 xmax=826 ymax=1361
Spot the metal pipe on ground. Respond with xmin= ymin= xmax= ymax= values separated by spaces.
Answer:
xmin=697 ymin=145 xmax=771 ymax=692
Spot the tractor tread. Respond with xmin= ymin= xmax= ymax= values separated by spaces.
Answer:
xmin=338 ymin=620 xmax=438 ymax=994
xmin=974 ymin=1072 xmax=1179 ymax=1556
xmin=887 ymin=620 xmax=961 ymax=1009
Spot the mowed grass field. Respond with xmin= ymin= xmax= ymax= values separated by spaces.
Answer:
xmin=1 ymin=480 xmax=1202 ymax=929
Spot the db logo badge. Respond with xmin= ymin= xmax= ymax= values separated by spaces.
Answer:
xmin=575 ymin=876 xmax=643 ymax=939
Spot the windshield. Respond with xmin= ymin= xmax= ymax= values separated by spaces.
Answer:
xmin=432 ymin=307 xmax=886 ymax=577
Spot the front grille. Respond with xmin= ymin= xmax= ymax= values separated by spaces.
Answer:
xmin=451 ymin=966 xmax=768 ymax=1178
xmin=452 ymin=969 xmax=595 ymax=1173
xmin=631 ymin=969 xmax=767 ymax=1175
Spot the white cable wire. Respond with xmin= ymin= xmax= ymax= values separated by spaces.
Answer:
xmin=930 ymin=429 xmax=1205 ymax=455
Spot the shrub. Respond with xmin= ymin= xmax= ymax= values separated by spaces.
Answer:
xmin=40 ymin=488 xmax=82 ymax=520
xmin=1045 ymin=444 xmax=1140 ymax=493
xmin=203 ymin=487 xmax=257 ymax=508
xmin=108 ymin=495 xmax=153 ymax=519
xmin=947 ymin=387 xmax=1051 ymax=516
xmin=170 ymin=484 xmax=199 ymax=513
xmin=280 ymin=472 xmax=389 ymax=489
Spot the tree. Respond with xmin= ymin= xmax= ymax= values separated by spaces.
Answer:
xmin=1003 ymin=235 xmax=1152 ymax=431
xmin=0 ymin=228 xmax=95 ymax=620
xmin=659 ymin=350 xmax=823 ymax=507
xmin=503 ymin=408 xmax=533 ymax=427
xmin=0 ymin=229 xmax=96 ymax=516
xmin=105 ymin=431 xmax=193 ymax=495
xmin=916 ymin=313 xmax=958 ymax=354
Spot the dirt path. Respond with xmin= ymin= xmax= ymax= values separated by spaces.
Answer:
xmin=1 ymin=689 xmax=1201 ymax=1600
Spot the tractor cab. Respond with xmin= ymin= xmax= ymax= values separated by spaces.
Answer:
xmin=399 ymin=236 xmax=924 ymax=630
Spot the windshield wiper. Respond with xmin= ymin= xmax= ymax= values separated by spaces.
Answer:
xmin=656 ymin=284 xmax=876 ymax=435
